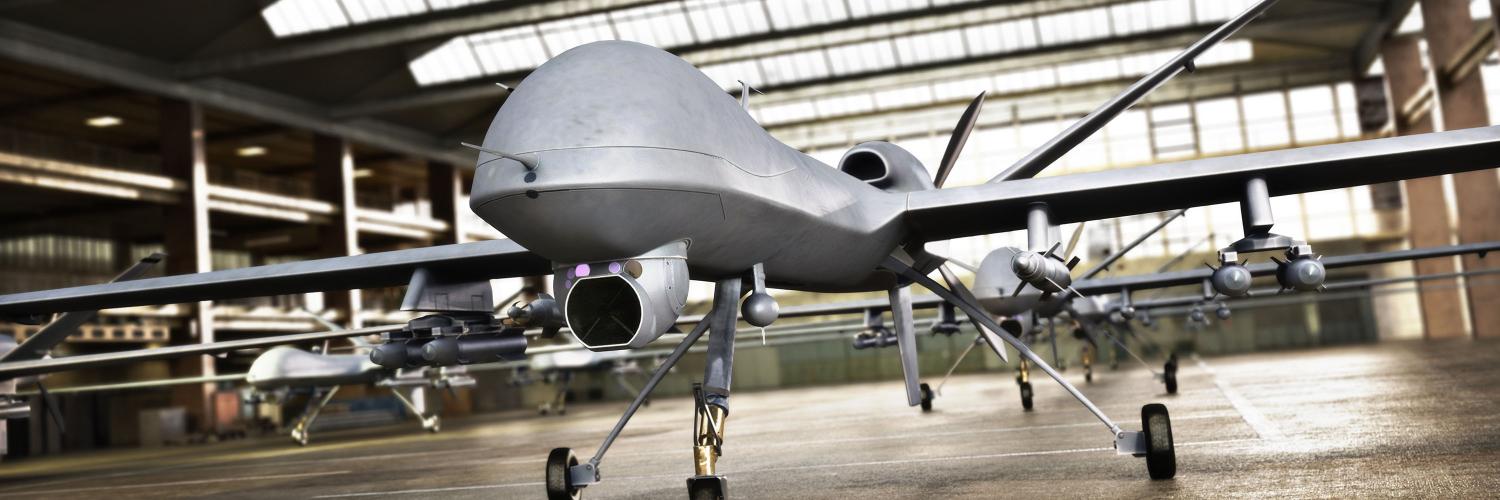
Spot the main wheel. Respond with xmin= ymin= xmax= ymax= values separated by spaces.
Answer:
xmin=546 ymin=448 xmax=582 ymax=500
xmin=919 ymin=383 xmax=934 ymax=412
xmin=1163 ymin=359 xmax=1179 ymax=394
xmin=687 ymin=475 xmax=727 ymax=500
xmin=1019 ymin=382 xmax=1034 ymax=411
xmin=1141 ymin=404 xmax=1176 ymax=479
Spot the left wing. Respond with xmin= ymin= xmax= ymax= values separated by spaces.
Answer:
xmin=0 ymin=239 xmax=549 ymax=319
xmin=905 ymin=127 xmax=1500 ymax=242
xmin=0 ymin=324 xmax=400 ymax=379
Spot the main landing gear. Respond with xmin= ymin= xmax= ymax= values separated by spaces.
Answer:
xmin=289 ymin=386 xmax=339 ymax=446
xmin=1016 ymin=358 xmax=1034 ymax=411
xmin=1163 ymin=353 xmax=1179 ymax=395
xmin=545 ymin=277 xmax=744 ymax=500
xmin=883 ymin=256 xmax=1175 ymax=481
xmin=919 ymin=383 xmax=934 ymax=412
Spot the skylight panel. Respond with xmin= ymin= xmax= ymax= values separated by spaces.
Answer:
xmin=408 ymin=37 xmax=484 ymax=85
xmin=699 ymin=59 xmax=764 ymax=90
xmin=685 ymin=0 xmax=769 ymax=42
xmin=263 ymin=0 xmax=349 ymax=37
xmin=814 ymin=93 xmax=877 ymax=117
xmin=760 ymin=100 xmax=819 ymax=123
xmin=759 ymin=50 xmax=829 ymax=85
xmin=766 ymin=0 xmax=849 ymax=29
xmin=932 ymin=75 xmax=991 ymax=101
xmin=538 ymin=13 xmax=616 ymax=56
xmin=874 ymin=85 xmax=934 ymax=110
xmin=262 ymin=0 xmax=501 ymax=38
xmin=612 ymin=3 xmax=697 ymax=47
xmin=467 ymin=26 xmax=549 ymax=74
xmin=827 ymin=40 xmax=897 ymax=75
xmin=896 ymin=29 xmax=966 ymax=65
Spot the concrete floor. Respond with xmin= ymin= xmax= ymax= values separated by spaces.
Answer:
xmin=2 ymin=340 xmax=1499 ymax=499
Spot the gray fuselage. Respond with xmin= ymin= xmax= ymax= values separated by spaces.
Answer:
xmin=469 ymin=41 xmax=913 ymax=292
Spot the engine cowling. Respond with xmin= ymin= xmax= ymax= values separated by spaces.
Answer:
xmin=555 ymin=240 xmax=690 ymax=351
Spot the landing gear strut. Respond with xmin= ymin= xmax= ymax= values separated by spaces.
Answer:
xmin=543 ymin=277 xmax=745 ymax=500
xmin=289 ymin=386 xmax=339 ymax=446
xmin=883 ymin=256 xmax=1174 ymax=480
xmin=1017 ymin=358 xmax=1034 ymax=411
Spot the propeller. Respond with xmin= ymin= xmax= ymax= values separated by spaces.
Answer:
xmin=932 ymin=92 xmax=986 ymax=188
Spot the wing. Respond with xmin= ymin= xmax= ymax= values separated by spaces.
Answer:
xmin=1071 ymin=242 xmax=1500 ymax=296
xmin=0 ymin=324 xmax=400 ymax=379
xmin=0 ymin=239 xmax=550 ymax=318
xmin=905 ymin=127 xmax=1500 ymax=242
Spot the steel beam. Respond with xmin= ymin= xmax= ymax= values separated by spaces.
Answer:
xmin=174 ymin=0 xmax=673 ymax=78
xmin=314 ymin=134 xmax=362 ymax=329
xmin=159 ymin=97 xmax=218 ymax=432
xmin=0 ymin=19 xmax=471 ymax=166
xmin=427 ymin=161 xmax=464 ymax=245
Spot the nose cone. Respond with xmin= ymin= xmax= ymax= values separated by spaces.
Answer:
xmin=480 ymin=40 xmax=788 ymax=176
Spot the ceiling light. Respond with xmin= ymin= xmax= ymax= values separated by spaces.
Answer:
xmin=353 ymin=168 xmax=374 ymax=178
xmin=236 ymin=146 xmax=267 ymax=157
xmin=86 ymin=116 xmax=122 ymax=127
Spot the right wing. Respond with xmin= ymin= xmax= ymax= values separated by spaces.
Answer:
xmin=1072 ymin=242 xmax=1500 ymax=295
xmin=0 ymin=239 xmax=550 ymax=319
xmin=906 ymin=127 xmax=1500 ymax=242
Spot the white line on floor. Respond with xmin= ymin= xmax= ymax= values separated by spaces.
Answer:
xmin=1194 ymin=355 xmax=1283 ymax=441
xmin=312 ymin=481 xmax=544 ymax=498
xmin=0 ymin=471 xmax=351 ymax=497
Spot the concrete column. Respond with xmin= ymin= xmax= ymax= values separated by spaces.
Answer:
xmin=314 ymin=134 xmax=361 ymax=328
xmin=1422 ymin=0 xmax=1500 ymax=338
xmin=159 ymin=97 xmax=216 ymax=429
xmin=427 ymin=161 xmax=464 ymax=246
xmin=1380 ymin=36 xmax=1468 ymax=339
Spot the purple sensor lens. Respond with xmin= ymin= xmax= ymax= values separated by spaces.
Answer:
xmin=575 ymin=263 xmax=591 ymax=277
xmin=564 ymin=279 xmax=573 ymax=289
xmin=609 ymin=262 xmax=623 ymax=273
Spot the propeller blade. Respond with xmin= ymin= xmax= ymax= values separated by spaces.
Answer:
xmin=933 ymin=92 xmax=987 ymax=188
xmin=988 ymin=0 xmax=1280 ymax=182
xmin=1063 ymin=221 xmax=1087 ymax=259
xmin=1065 ymin=256 xmax=1081 ymax=270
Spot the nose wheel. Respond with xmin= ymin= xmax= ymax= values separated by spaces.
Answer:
xmin=919 ymin=383 xmax=934 ymax=412
xmin=546 ymin=448 xmax=582 ymax=500
xmin=1019 ymin=382 xmax=1034 ymax=411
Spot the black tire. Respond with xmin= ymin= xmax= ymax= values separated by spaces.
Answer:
xmin=1141 ymin=404 xmax=1176 ymax=480
xmin=687 ymin=476 xmax=727 ymax=500
xmin=1019 ymin=382 xmax=1034 ymax=411
xmin=546 ymin=448 xmax=582 ymax=500
xmin=1085 ymin=371 xmax=1093 ymax=384
xmin=919 ymin=383 xmax=934 ymax=412
xmin=1164 ymin=361 xmax=1178 ymax=394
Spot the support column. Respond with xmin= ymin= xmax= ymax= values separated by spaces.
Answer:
xmin=1422 ymin=0 xmax=1500 ymax=338
xmin=314 ymin=134 xmax=361 ymax=328
xmin=159 ymin=97 xmax=216 ymax=430
xmin=426 ymin=161 xmax=464 ymax=246
xmin=1380 ymin=36 xmax=1468 ymax=339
